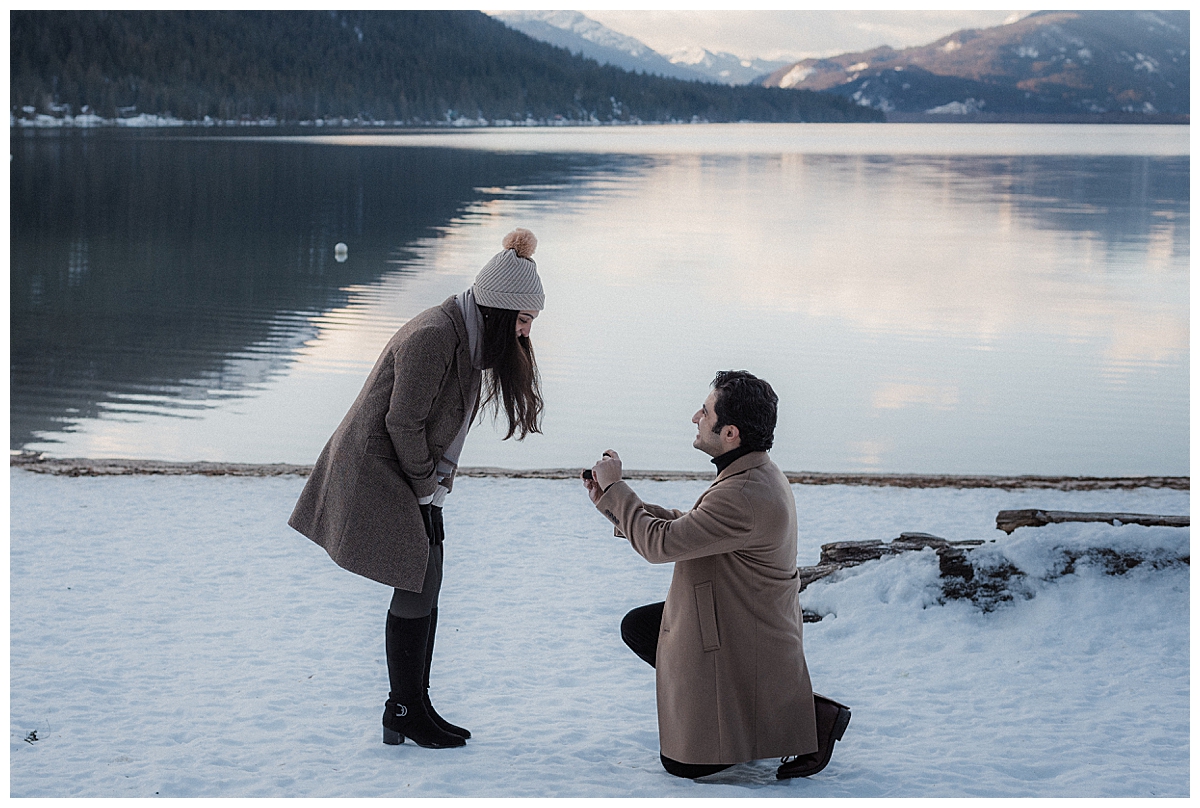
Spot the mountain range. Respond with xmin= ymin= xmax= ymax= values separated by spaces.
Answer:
xmin=761 ymin=10 xmax=1189 ymax=117
xmin=495 ymin=10 xmax=1188 ymax=120
xmin=12 ymin=10 xmax=1186 ymax=125
xmin=490 ymin=11 xmax=793 ymax=86
xmin=662 ymin=47 xmax=794 ymax=87
xmin=488 ymin=11 xmax=706 ymax=83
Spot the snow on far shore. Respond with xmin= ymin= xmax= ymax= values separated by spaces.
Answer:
xmin=9 ymin=113 xmax=660 ymax=129
xmin=9 ymin=471 xmax=1189 ymax=797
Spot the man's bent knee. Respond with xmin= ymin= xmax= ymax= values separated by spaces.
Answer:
xmin=621 ymin=602 xmax=664 ymax=668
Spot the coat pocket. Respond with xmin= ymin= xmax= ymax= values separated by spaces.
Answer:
xmin=365 ymin=434 xmax=398 ymax=461
xmin=694 ymin=581 xmax=721 ymax=652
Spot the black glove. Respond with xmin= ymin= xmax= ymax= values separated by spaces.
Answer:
xmin=419 ymin=503 xmax=435 ymax=543
xmin=430 ymin=505 xmax=445 ymax=546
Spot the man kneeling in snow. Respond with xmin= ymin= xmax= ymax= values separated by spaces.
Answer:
xmin=584 ymin=370 xmax=850 ymax=780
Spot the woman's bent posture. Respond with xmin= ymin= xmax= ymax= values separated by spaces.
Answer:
xmin=290 ymin=229 xmax=544 ymax=748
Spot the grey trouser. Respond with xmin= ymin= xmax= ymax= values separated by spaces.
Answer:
xmin=388 ymin=542 xmax=443 ymax=618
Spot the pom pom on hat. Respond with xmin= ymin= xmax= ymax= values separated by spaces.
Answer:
xmin=473 ymin=227 xmax=545 ymax=311
xmin=502 ymin=228 xmax=537 ymax=259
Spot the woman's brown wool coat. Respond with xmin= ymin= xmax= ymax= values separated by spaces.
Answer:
xmin=597 ymin=452 xmax=820 ymax=766
xmin=289 ymin=298 xmax=478 ymax=592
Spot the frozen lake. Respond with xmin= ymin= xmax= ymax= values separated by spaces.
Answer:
xmin=10 ymin=123 xmax=1189 ymax=475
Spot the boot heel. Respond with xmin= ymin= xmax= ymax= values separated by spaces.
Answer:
xmin=832 ymin=707 xmax=851 ymax=742
xmin=383 ymin=727 xmax=404 ymax=745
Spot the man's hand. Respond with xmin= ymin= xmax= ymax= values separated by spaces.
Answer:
xmin=582 ymin=470 xmax=603 ymax=505
xmin=592 ymin=450 xmax=623 ymax=491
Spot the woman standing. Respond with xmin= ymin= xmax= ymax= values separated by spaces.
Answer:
xmin=289 ymin=229 xmax=544 ymax=749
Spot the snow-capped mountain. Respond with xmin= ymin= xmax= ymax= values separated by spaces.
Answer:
xmin=490 ymin=10 xmax=709 ymax=82
xmin=761 ymin=10 xmax=1189 ymax=116
xmin=668 ymin=47 xmax=794 ymax=86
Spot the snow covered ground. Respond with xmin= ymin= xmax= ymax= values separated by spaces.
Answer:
xmin=9 ymin=470 xmax=1189 ymax=797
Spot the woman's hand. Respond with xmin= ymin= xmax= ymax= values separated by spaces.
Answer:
xmin=419 ymin=503 xmax=436 ymax=541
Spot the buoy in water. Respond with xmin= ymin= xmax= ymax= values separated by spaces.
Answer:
xmin=335 ymin=242 xmax=348 ymax=263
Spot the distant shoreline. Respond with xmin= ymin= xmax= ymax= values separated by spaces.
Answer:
xmin=885 ymin=111 xmax=1189 ymax=125
xmin=10 ymin=113 xmax=1188 ymax=131
xmin=9 ymin=454 xmax=1187 ymax=490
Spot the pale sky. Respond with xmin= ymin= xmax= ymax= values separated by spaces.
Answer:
xmin=579 ymin=9 xmax=1031 ymax=61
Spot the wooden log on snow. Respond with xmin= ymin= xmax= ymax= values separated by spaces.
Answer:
xmin=995 ymin=509 xmax=1190 ymax=535
xmin=799 ymin=533 xmax=986 ymax=591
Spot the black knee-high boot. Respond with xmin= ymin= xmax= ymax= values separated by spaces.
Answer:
xmin=383 ymin=612 xmax=465 ymax=748
xmin=424 ymin=607 xmax=471 ymax=739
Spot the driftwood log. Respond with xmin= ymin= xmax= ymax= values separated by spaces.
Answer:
xmin=996 ymin=509 xmax=1190 ymax=534
xmin=798 ymin=533 xmax=985 ymax=593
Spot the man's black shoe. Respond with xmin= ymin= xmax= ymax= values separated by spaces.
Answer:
xmin=777 ymin=694 xmax=850 ymax=779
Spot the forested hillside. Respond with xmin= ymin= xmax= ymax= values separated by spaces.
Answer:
xmin=10 ymin=10 xmax=882 ymax=124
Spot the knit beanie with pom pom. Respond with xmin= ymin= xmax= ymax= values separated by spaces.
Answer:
xmin=473 ymin=228 xmax=544 ymax=311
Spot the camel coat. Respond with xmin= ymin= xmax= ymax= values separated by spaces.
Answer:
xmin=289 ymin=297 xmax=478 ymax=592
xmin=597 ymin=452 xmax=819 ymax=765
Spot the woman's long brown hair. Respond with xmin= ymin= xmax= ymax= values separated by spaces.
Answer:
xmin=478 ymin=305 xmax=543 ymax=440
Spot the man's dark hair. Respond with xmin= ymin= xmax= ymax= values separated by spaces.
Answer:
xmin=711 ymin=370 xmax=778 ymax=452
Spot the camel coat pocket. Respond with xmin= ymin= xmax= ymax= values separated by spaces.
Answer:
xmin=694 ymin=582 xmax=721 ymax=652
xmin=365 ymin=434 xmax=399 ymax=461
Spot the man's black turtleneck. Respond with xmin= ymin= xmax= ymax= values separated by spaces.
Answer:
xmin=711 ymin=444 xmax=756 ymax=475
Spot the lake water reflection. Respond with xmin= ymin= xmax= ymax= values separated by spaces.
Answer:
xmin=10 ymin=125 xmax=1189 ymax=476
